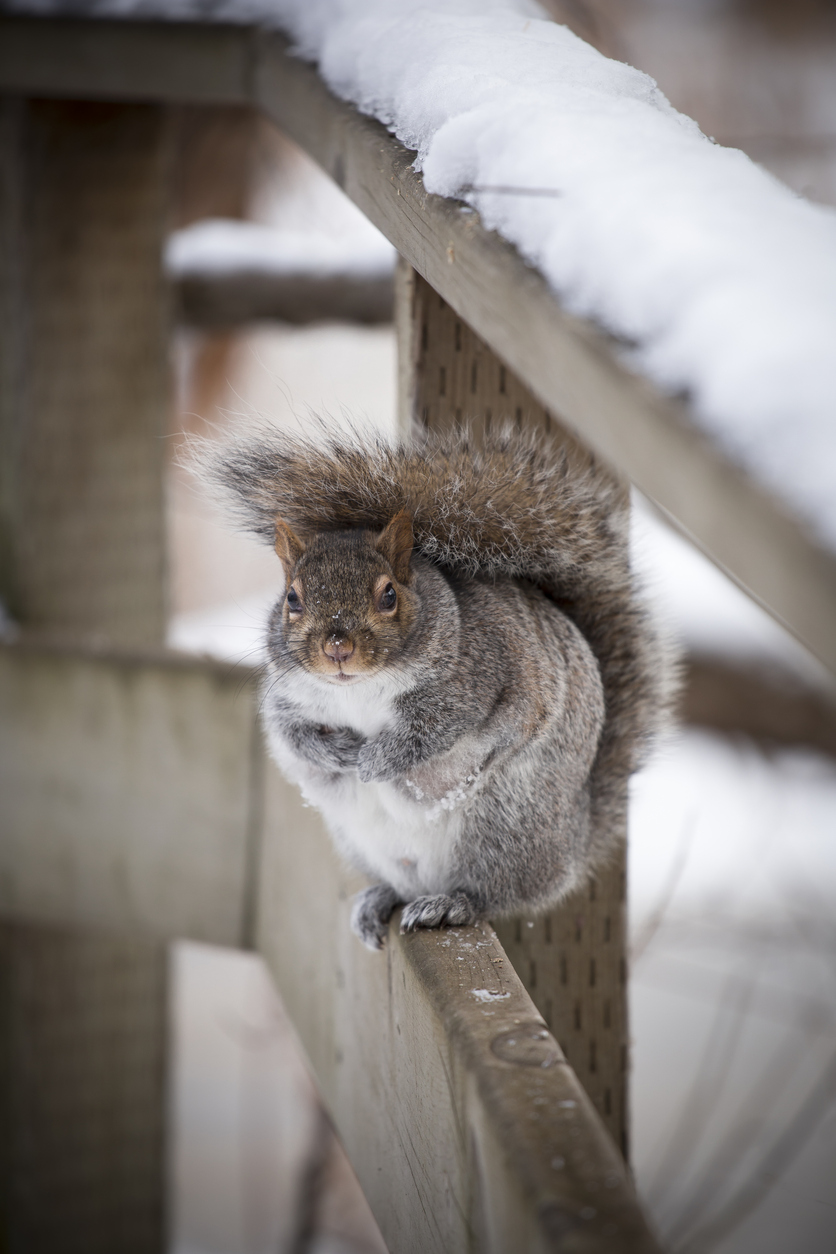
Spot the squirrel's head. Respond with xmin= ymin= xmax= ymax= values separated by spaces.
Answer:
xmin=270 ymin=510 xmax=417 ymax=684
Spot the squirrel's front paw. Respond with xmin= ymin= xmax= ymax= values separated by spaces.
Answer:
xmin=350 ymin=884 xmax=400 ymax=950
xmin=356 ymin=741 xmax=398 ymax=784
xmin=400 ymin=891 xmax=480 ymax=934
xmin=318 ymin=726 xmax=363 ymax=771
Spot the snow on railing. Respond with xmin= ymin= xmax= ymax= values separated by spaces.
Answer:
xmin=274 ymin=0 xmax=836 ymax=556
xmin=2 ymin=1 xmax=835 ymax=672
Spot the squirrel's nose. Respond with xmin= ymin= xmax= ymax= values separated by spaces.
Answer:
xmin=323 ymin=634 xmax=355 ymax=664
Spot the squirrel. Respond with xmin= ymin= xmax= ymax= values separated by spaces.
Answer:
xmin=198 ymin=424 xmax=672 ymax=949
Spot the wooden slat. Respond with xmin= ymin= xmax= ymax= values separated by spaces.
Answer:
xmin=496 ymin=863 xmax=630 ymax=1159
xmin=173 ymin=269 xmax=394 ymax=328
xmin=0 ymin=921 xmax=167 ymax=1254
xmin=1 ymin=15 xmax=834 ymax=672
xmin=0 ymin=642 xmax=258 ymax=944
xmin=0 ymin=15 xmax=254 ymax=104
xmin=0 ymin=97 xmax=170 ymax=647
xmin=681 ymin=653 xmax=836 ymax=755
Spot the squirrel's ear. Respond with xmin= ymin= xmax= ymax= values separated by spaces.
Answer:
xmin=376 ymin=510 xmax=414 ymax=584
xmin=274 ymin=517 xmax=305 ymax=577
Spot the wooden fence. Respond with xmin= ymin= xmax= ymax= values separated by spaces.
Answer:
xmin=1 ymin=9 xmax=833 ymax=1252
xmin=0 ymin=643 xmax=655 ymax=1252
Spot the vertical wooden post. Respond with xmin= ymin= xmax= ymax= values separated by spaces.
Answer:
xmin=396 ymin=261 xmax=630 ymax=1156
xmin=0 ymin=98 xmax=171 ymax=647
xmin=0 ymin=922 xmax=168 ymax=1254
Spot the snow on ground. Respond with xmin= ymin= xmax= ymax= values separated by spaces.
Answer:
xmin=629 ymin=729 xmax=836 ymax=1253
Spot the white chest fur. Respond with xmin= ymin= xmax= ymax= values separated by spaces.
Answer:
xmin=276 ymin=665 xmax=402 ymax=738
xmin=313 ymin=776 xmax=465 ymax=899
xmin=265 ymin=665 xmax=472 ymax=899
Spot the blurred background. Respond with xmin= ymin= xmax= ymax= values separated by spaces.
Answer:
xmin=3 ymin=0 xmax=836 ymax=1251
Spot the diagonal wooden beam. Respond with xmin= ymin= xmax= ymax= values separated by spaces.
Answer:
xmin=2 ymin=12 xmax=835 ymax=674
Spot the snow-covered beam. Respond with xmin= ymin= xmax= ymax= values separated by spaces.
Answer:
xmin=1 ymin=12 xmax=834 ymax=676
xmin=166 ymin=219 xmax=396 ymax=327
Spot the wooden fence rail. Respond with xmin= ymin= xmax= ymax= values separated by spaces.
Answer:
xmin=173 ymin=267 xmax=394 ymax=328
xmin=0 ymin=642 xmax=660 ymax=1253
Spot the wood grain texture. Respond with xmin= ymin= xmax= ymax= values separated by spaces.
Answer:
xmin=495 ymin=861 xmax=629 ymax=1159
xmin=398 ymin=263 xmax=630 ymax=1156
xmin=0 ymin=642 xmax=258 ymax=944
xmin=0 ymin=921 xmax=167 ymax=1254
xmin=0 ymin=98 xmax=170 ymax=646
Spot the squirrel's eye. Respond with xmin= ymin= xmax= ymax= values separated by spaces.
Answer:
xmin=286 ymin=587 xmax=302 ymax=612
xmin=379 ymin=583 xmax=397 ymax=611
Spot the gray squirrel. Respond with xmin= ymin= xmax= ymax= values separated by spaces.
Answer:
xmin=200 ymin=425 xmax=671 ymax=949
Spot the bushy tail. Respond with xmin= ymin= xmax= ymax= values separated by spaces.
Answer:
xmin=194 ymin=422 xmax=675 ymax=849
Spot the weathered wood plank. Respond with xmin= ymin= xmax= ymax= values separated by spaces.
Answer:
xmin=0 ymin=15 xmax=254 ymax=104
xmin=0 ymin=643 xmax=258 ymax=944
xmin=0 ymin=921 xmax=167 ymax=1254
xmin=0 ymin=97 xmax=170 ymax=647
xmin=0 ymin=640 xmax=657 ymax=1247
xmin=495 ymin=861 xmax=630 ymax=1158
xmin=254 ymin=768 xmax=659 ymax=1254
xmin=173 ymin=268 xmax=394 ymax=328
xmin=682 ymin=653 xmax=836 ymax=755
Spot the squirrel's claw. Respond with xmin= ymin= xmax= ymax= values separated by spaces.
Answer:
xmin=400 ymin=891 xmax=479 ymax=934
xmin=350 ymin=884 xmax=400 ymax=950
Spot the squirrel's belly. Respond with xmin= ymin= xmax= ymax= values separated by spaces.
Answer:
xmin=316 ymin=778 xmax=465 ymax=898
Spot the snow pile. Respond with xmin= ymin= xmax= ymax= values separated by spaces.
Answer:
xmin=271 ymin=0 xmax=836 ymax=553
xmin=630 ymin=729 xmax=836 ymax=928
xmin=165 ymin=219 xmax=395 ymax=280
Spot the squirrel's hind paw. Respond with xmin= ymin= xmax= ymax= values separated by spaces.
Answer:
xmin=350 ymin=884 xmax=400 ymax=951
xmin=400 ymin=891 xmax=479 ymax=934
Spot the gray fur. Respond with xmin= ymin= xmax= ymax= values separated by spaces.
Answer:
xmin=351 ymin=884 xmax=400 ymax=951
xmin=196 ymin=425 xmax=676 ymax=946
xmin=400 ymin=892 xmax=480 ymax=934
